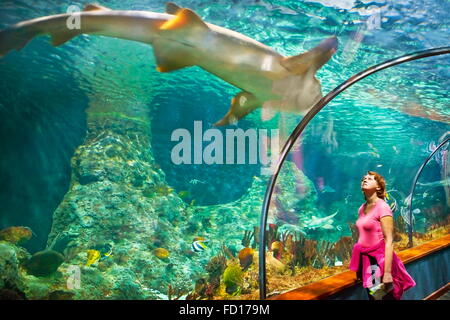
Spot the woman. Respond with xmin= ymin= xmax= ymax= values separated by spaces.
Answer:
xmin=349 ymin=171 xmax=416 ymax=300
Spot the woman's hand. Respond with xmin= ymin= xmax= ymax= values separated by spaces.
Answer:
xmin=382 ymin=272 xmax=393 ymax=284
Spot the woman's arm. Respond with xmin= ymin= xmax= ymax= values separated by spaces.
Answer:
xmin=381 ymin=216 xmax=394 ymax=284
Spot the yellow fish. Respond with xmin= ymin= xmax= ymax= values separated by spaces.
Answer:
xmin=178 ymin=190 xmax=191 ymax=199
xmin=86 ymin=249 xmax=101 ymax=266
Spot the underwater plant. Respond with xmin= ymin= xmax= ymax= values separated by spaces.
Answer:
xmin=205 ymin=254 xmax=227 ymax=283
xmin=252 ymin=226 xmax=260 ymax=249
xmin=220 ymin=243 xmax=235 ymax=259
xmin=168 ymin=284 xmax=188 ymax=300
xmin=222 ymin=263 xmax=243 ymax=295
xmin=241 ymin=230 xmax=254 ymax=248
xmin=266 ymin=224 xmax=280 ymax=250
xmin=332 ymin=236 xmax=353 ymax=263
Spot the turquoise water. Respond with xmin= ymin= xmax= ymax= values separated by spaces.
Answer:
xmin=0 ymin=0 xmax=448 ymax=299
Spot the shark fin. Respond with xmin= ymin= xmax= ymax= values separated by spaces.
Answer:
xmin=214 ymin=92 xmax=261 ymax=126
xmin=50 ymin=30 xmax=80 ymax=46
xmin=154 ymin=56 xmax=193 ymax=72
xmin=165 ymin=2 xmax=182 ymax=14
xmin=160 ymin=8 xmax=209 ymax=31
xmin=153 ymin=39 xmax=195 ymax=72
xmin=0 ymin=28 xmax=35 ymax=57
xmin=280 ymin=51 xmax=316 ymax=75
xmin=282 ymin=37 xmax=338 ymax=74
xmin=83 ymin=3 xmax=111 ymax=11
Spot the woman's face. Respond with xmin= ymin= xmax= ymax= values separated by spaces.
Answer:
xmin=361 ymin=174 xmax=379 ymax=192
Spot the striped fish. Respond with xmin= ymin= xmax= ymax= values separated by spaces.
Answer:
xmin=191 ymin=240 xmax=208 ymax=253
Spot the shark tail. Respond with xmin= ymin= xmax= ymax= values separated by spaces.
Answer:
xmin=0 ymin=3 xmax=108 ymax=58
xmin=0 ymin=27 xmax=35 ymax=58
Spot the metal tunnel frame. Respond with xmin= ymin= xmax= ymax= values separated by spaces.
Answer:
xmin=407 ymin=134 xmax=449 ymax=247
xmin=258 ymin=47 xmax=450 ymax=299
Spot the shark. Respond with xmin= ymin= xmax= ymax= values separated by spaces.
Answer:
xmin=277 ymin=210 xmax=339 ymax=235
xmin=304 ymin=210 xmax=338 ymax=230
xmin=0 ymin=2 xmax=338 ymax=126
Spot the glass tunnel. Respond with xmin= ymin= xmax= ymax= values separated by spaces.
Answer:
xmin=0 ymin=1 xmax=448 ymax=301
xmin=258 ymin=48 xmax=450 ymax=299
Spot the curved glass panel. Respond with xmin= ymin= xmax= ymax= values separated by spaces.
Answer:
xmin=408 ymin=136 xmax=449 ymax=241
xmin=262 ymin=58 xmax=449 ymax=297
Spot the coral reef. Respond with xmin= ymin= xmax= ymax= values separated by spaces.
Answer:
xmin=0 ymin=242 xmax=26 ymax=296
xmin=0 ymin=226 xmax=33 ymax=245
xmin=24 ymin=250 xmax=65 ymax=277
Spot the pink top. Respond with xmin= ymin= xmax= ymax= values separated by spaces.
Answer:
xmin=356 ymin=199 xmax=393 ymax=248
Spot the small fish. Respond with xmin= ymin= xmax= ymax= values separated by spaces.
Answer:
xmin=389 ymin=200 xmax=397 ymax=213
xmin=376 ymin=164 xmax=383 ymax=168
xmin=305 ymin=211 xmax=339 ymax=230
xmin=400 ymin=206 xmax=414 ymax=226
xmin=99 ymin=243 xmax=113 ymax=261
xmin=178 ymin=190 xmax=191 ymax=199
xmin=189 ymin=179 xmax=206 ymax=185
xmin=392 ymin=146 xmax=399 ymax=154
xmin=412 ymin=208 xmax=421 ymax=215
xmin=344 ymin=195 xmax=352 ymax=204
xmin=422 ymin=192 xmax=428 ymax=198
xmin=191 ymin=238 xmax=208 ymax=253
xmin=86 ymin=249 xmax=101 ymax=266
xmin=334 ymin=259 xmax=343 ymax=267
